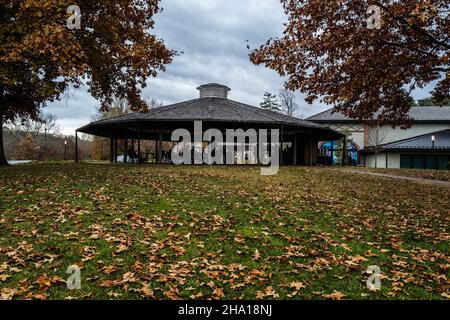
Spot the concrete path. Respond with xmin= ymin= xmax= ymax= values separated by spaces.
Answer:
xmin=340 ymin=169 xmax=450 ymax=188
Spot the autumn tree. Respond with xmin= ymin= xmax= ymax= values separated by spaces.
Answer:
xmin=14 ymin=133 xmax=37 ymax=160
xmin=91 ymin=98 xmax=131 ymax=160
xmin=6 ymin=112 xmax=60 ymax=142
xmin=0 ymin=0 xmax=175 ymax=165
xmin=278 ymin=89 xmax=299 ymax=116
xmin=250 ymin=0 xmax=449 ymax=127
xmin=260 ymin=92 xmax=281 ymax=112
xmin=368 ymin=124 xmax=388 ymax=168
xmin=413 ymin=96 xmax=450 ymax=106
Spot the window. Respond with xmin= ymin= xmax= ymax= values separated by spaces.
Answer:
xmin=400 ymin=154 xmax=450 ymax=170
xmin=319 ymin=140 xmax=359 ymax=165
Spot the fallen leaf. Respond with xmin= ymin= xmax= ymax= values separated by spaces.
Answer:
xmin=323 ymin=290 xmax=345 ymax=300
xmin=289 ymin=281 xmax=306 ymax=291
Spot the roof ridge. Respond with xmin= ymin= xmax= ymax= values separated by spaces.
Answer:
xmin=380 ymin=129 xmax=450 ymax=147
xmin=141 ymin=99 xmax=200 ymax=118
xmin=225 ymin=99 xmax=285 ymax=122
xmin=305 ymin=107 xmax=336 ymax=120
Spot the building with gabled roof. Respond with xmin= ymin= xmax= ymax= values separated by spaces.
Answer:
xmin=307 ymin=107 xmax=450 ymax=169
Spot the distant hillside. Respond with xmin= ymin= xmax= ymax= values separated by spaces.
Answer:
xmin=3 ymin=130 xmax=92 ymax=161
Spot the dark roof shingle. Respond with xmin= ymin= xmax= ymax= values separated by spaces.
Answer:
xmin=306 ymin=107 xmax=450 ymax=122
xmin=365 ymin=129 xmax=450 ymax=152
xmin=81 ymin=97 xmax=328 ymax=129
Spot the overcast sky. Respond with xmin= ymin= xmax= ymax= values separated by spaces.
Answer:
xmin=44 ymin=0 xmax=435 ymax=135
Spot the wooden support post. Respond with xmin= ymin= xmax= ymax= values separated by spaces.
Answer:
xmin=342 ymin=135 xmax=346 ymax=166
xmin=110 ymin=138 xmax=114 ymax=163
xmin=155 ymin=138 xmax=158 ymax=164
xmin=137 ymin=123 xmax=141 ymax=164
xmin=293 ymin=133 xmax=298 ymax=165
xmin=124 ymin=138 xmax=128 ymax=163
xmin=75 ymin=130 xmax=79 ymax=163
xmin=138 ymin=139 xmax=141 ymax=162
xmin=310 ymin=140 xmax=316 ymax=165
xmin=303 ymin=134 xmax=312 ymax=165
xmin=114 ymin=138 xmax=118 ymax=163
xmin=157 ymin=130 xmax=163 ymax=164
xmin=131 ymin=139 xmax=135 ymax=163
xmin=330 ymin=141 xmax=334 ymax=166
xmin=280 ymin=125 xmax=284 ymax=166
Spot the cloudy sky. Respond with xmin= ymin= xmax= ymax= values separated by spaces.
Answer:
xmin=44 ymin=0 xmax=434 ymax=135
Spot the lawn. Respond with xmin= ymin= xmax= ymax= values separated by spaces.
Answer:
xmin=0 ymin=163 xmax=449 ymax=300
xmin=351 ymin=167 xmax=450 ymax=182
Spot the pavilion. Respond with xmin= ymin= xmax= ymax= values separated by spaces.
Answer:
xmin=76 ymin=83 xmax=343 ymax=165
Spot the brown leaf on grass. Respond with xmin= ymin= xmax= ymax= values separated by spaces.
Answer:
xmin=99 ymin=279 xmax=119 ymax=287
xmin=165 ymin=286 xmax=181 ymax=300
xmin=172 ymin=246 xmax=186 ymax=256
xmin=212 ymin=287 xmax=225 ymax=299
xmin=25 ymin=292 xmax=48 ymax=300
xmin=0 ymin=262 xmax=8 ymax=273
xmin=256 ymin=286 xmax=279 ymax=299
xmin=133 ymin=261 xmax=144 ymax=272
xmin=107 ymin=291 xmax=122 ymax=298
xmin=340 ymin=244 xmax=352 ymax=251
xmin=0 ymin=288 xmax=17 ymax=300
xmin=5 ymin=250 xmax=17 ymax=257
xmin=0 ymin=274 xmax=11 ymax=281
xmin=9 ymin=267 xmax=22 ymax=273
xmin=250 ymin=269 xmax=266 ymax=277
xmin=190 ymin=292 xmax=204 ymax=299
xmin=323 ymin=290 xmax=345 ymax=300
xmin=122 ymin=272 xmax=137 ymax=283
xmin=253 ymin=249 xmax=261 ymax=261
xmin=441 ymin=292 xmax=450 ymax=299
xmin=344 ymin=255 xmax=367 ymax=268
xmin=36 ymin=274 xmax=52 ymax=289
xmin=114 ymin=244 xmax=128 ymax=254
xmin=234 ymin=234 xmax=245 ymax=244
xmin=140 ymin=284 xmax=155 ymax=299
xmin=256 ymin=290 xmax=266 ymax=299
xmin=102 ymin=265 xmax=118 ymax=274
xmin=289 ymin=281 xmax=306 ymax=291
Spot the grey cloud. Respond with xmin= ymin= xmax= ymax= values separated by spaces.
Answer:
xmin=44 ymin=0 xmax=431 ymax=135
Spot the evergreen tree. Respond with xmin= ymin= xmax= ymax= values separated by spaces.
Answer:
xmin=260 ymin=92 xmax=281 ymax=112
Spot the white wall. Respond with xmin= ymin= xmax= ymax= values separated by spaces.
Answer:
xmin=365 ymin=153 xmax=401 ymax=168
xmin=326 ymin=124 xmax=364 ymax=149
xmin=325 ymin=123 xmax=450 ymax=148
xmin=320 ymin=122 xmax=449 ymax=169
xmin=368 ymin=124 xmax=450 ymax=145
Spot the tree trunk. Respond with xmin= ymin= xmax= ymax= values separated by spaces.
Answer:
xmin=0 ymin=115 xmax=8 ymax=166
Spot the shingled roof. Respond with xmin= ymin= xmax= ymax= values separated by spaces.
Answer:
xmin=306 ymin=107 xmax=450 ymax=123
xmin=77 ymin=84 xmax=343 ymax=141
xmin=81 ymin=97 xmax=327 ymax=129
xmin=364 ymin=129 xmax=450 ymax=153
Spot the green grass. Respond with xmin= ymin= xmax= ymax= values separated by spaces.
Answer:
xmin=0 ymin=163 xmax=449 ymax=300
xmin=351 ymin=167 xmax=450 ymax=181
